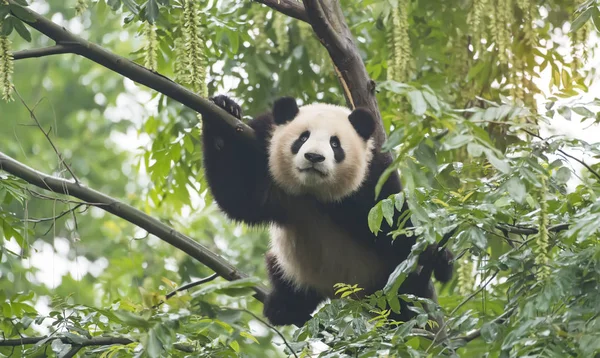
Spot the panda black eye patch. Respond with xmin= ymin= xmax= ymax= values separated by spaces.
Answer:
xmin=291 ymin=131 xmax=310 ymax=154
xmin=330 ymin=136 xmax=345 ymax=162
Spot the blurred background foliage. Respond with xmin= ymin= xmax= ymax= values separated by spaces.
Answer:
xmin=1 ymin=0 xmax=600 ymax=356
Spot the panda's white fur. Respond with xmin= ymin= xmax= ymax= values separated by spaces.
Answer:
xmin=267 ymin=103 xmax=390 ymax=296
xmin=268 ymin=103 xmax=374 ymax=203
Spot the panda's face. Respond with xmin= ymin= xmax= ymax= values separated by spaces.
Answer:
xmin=269 ymin=100 xmax=375 ymax=202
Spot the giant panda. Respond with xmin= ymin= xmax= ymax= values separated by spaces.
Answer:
xmin=202 ymin=95 xmax=453 ymax=326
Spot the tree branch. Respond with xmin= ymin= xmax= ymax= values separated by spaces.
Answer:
xmin=301 ymin=0 xmax=386 ymax=144
xmin=0 ymin=336 xmax=133 ymax=347
xmin=7 ymin=1 xmax=255 ymax=142
xmin=0 ymin=335 xmax=194 ymax=352
xmin=12 ymin=44 xmax=75 ymax=60
xmin=0 ymin=152 xmax=268 ymax=303
xmin=253 ymin=0 xmax=308 ymax=22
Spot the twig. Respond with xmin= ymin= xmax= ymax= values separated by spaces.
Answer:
xmin=253 ymin=0 xmax=308 ymax=22
xmin=522 ymin=129 xmax=600 ymax=182
xmin=12 ymin=44 xmax=75 ymax=60
xmin=241 ymin=309 xmax=299 ymax=358
xmin=153 ymin=273 xmax=219 ymax=308
xmin=165 ymin=273 xmax=219 ymax=300
xmin=457 ymin=308 xmax=515 ymax=343
xmin=7 ymin=0 xmax=255 ymax=142
xmin=13 ymin=88 xmax=80 ymax=184
xmin=427 ymin=271 xmax=499 ymax=351
xmin=0 ymin=151 xmax=269 ymax=303
xmin=497 ymin=223 xmax=570 ymax=236
xmin=21 ymin=203 xmax=87 ymax=224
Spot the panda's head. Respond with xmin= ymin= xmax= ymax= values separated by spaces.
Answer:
xmin=268 ymin=97 xmax=376 ymax=202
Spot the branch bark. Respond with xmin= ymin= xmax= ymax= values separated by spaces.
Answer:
xmin=253 ymin=0 xmax=308 ymax=22
xmin=301 ymin=0 xmax=385 ymax=145
xmin=0 ymin=336 xmax=133 ymax=347
xmin=12 ymin=44 xmax=76 ymax=60
xmin=0 ymin=335 xmax=194 ymax=352
xmin=7 ymin=1 xmax=255 ymax=141
xmin=0 ymin=152 xmax=268 ymax=303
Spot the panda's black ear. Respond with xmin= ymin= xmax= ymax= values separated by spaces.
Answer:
xmin=273 ymin=97 xmax=299 ymax=125
xmin=349 ymin=107 xmax=375 ymax=141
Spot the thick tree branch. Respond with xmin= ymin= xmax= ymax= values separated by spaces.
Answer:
xmin=12 ymin=44 xmax=75 ymax=60
xmin=253 ymin=0 xmax=308 ymax=22
xmin=7 ymin=1 xmax=255 ymax=141
xmin=0 ymin=336 xmax=133 ymax=347
xmin=301 ymin=0 xmax=386 ymax=144
xmin=0 ymin=335 xmax=194 ymax=352
xmin=0 ymin=152 xmax=268 ymax=303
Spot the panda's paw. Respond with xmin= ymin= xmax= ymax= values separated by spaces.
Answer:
xmin=263 ymin=292 xmax=312 ymax=327
xmin=210 ymin=95 xmax=242 ymax=119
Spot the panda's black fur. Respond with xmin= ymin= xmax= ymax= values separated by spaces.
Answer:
xmin=202 ymin=95 xmax=453 ymax=326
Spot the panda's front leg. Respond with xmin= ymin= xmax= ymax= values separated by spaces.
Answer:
xmin=263 ymin=252 xmax=324 ymax=326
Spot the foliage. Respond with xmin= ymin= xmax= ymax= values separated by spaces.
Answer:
xmin=1 ymin=0 xmax=600 ymax=357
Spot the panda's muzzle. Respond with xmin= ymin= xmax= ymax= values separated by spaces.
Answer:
xmin=304 ymin=152 xmax=325 ymax=163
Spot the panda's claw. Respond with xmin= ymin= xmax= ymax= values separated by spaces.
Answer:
xmin=210 ymin=95 xmax=242 ymax=120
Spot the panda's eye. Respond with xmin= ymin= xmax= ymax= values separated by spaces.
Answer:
xmin=330 ymin=136 xmax=340 ymax=148
xmin=300 ymin=131 xmax=310 ymax=142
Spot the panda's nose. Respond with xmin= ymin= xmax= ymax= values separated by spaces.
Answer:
xmin=305 ymin=152 xmax=325 ymax=163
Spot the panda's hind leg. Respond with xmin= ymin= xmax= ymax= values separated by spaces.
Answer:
xmin=263 ymin=252 xmax=324 ymax=326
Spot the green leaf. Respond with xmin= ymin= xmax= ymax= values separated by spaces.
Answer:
xmin=555 ymin=167 xmax=571 ymax=184
xmin=571 ymin=6 xmax=594 ymax=32
xmin=505 ymin=176 xmax=526 ymax=204
xmin=557 ymin=106 xmax=572 ymax=120
xmin=11 ymin=17 xmax=30 ymax=42
xmin=481 ymin=322 xmax=500 ymax=343
xmin=381 ymin=198 xmax=394 ymax=227
xmin=484 ymin=149 xmax=510 ymax=174
xmin=107 ymin=0 xmax=121 ymax=11
xmin=572 ymin=106 xmax=594 ymax=117
xmin=466 ymin=227 xmax=487 ymax=250
xmin=0 ymin=5 xmax=10 ymax=19
xmin=113 ymin=310 xmax=151 ymax=328
xmin=422 ymin=91 xmax=440 ymax=113
xmin=368 ymin=202 xmax=383 ymax=234
xmin=593 ymin=7 xmax=600 ymax=32
xmin=9 ymin=4 xmax=35 ymax=22
xmin=122 ymin=0 xmax=139 ymax=14
xmin=407 ymin=90 xmax=427 ymax=116
xmin=467 ymin=142 xmax=484 ymax=157
xmin=0 ymin=17 xmax=12 ymax=36
xmin=146 ymin=0 xmax=159 ymax=23
xmin=444 ymin=134 xmax=474 ymax=149
xmin=414 ymin=142 xmax=437 ymax=173
xmin=393 ymin=192 xmax=405 ymax=212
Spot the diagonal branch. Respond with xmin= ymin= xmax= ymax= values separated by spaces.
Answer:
xmin=253 ymin=0 xmax=308 ymax=22
xmin=7 ymin=0 xmax=255 ymax=142
xmin=0 ymin=151 xmax=268 ymax=303
xmin=301 ymin=0 xmax=385 ymax=144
